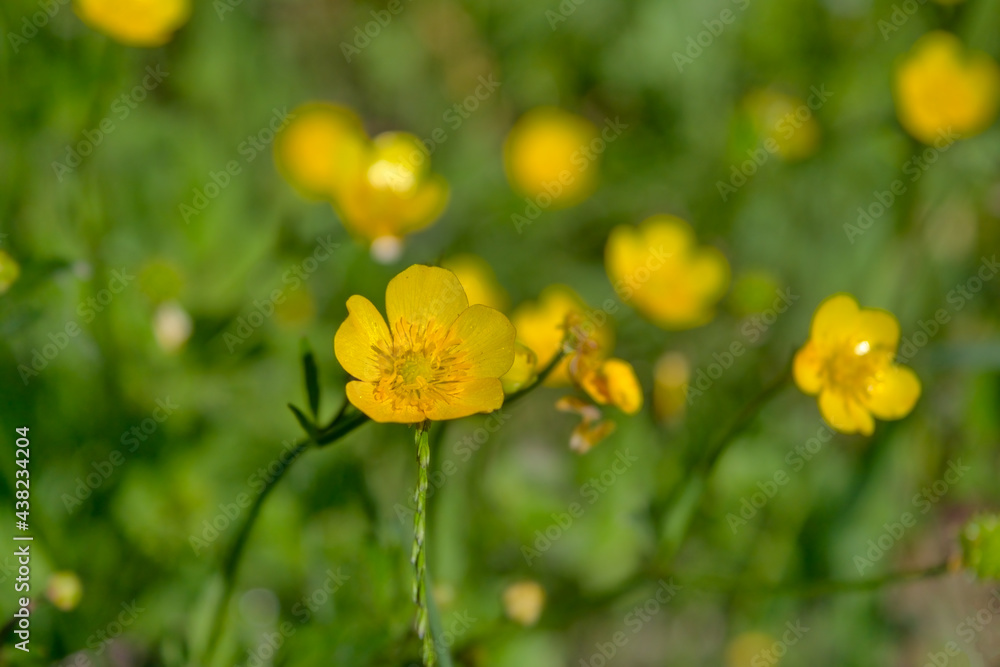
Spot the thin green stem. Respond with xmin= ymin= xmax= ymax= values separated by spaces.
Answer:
xmin=661 ymin=365 xmax=791 ymax=561
xmin=202 ymin=408 xmax=369 ymax=665
xmin=503 ymin=349 xmax=567 ymax=409
xmin=412 ymin=421 xmax=436 ymax=666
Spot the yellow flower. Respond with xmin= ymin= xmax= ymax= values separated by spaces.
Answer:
xmin=502 ymin=581 xmax=546 ymax=626
xmin=334 ymin=265 xmax=515 ymax=423
xmin=606 ymin=215 xmax=730 ymax=330
xmin=0 ymin=251 xmax=22 ymax=295
xmin=894 ymin=32 xmax=1000 ymax=144
xmin=742 ymin=89 xmax=820 ymax=161
xmin=274 ymin=103 xmax=368 ymax=201
xmin=440 ymin=254 xmax=509 ymax=312
xmin=653 ymin=352 xmax=690 ymax=423
xmin=336 ymin=132 xmax=450 ymax=254
xmin=510 ymin=285 xmax=613 ymax=386
xmin=74 ymin=0 xmax=190 ymax=47
xmin=793 ymin=294 xmax=921 ymax=436
xmin=572 ymin=355 xmax=643 ymax=415
xmin=503 ymin=107 xmax=598 ymax=208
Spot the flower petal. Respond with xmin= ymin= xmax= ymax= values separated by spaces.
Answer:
xmin=811 ymin=293 xmax=860 ymax=344
xmin=386 ymin=265 xmax=469 ymax=331
xmin=450 ymin=305 xmax=517 ymax=379
xmin=819 ymin=389 xmax=874 ymax=436
xmin=793 ymin=342 xmax=824 ymax=395
xmin=346 ymin=381 xmax=426 ymax=424
xmin=856 ymin=308 xmax=901 ymax=351
xmin=865 ymin=365 xmax=921 ymax=420
xmin=424 ymin=378 xmax=505 ymax=420
xmin=334 ymin=295 xmax=391 ymax=381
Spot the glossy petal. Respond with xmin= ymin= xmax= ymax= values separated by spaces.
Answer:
xmin=334 ymin=295 xmax=391 ymax=381
xmin=865 ymin=365 xmax=921 ymax=420
xmin=792 ymin=342 xmax=823 ymax=395
xmin=601 ymin=359 xmax=643 ymax=414
xmin=424 ymin=378 xmax=505 ymax=420
xmin=346 ymin=381 xmax=425 ymax=423
xmin=810 ymin=293 xmax=860 ymax=344
xmin=450 ymin=305 xmax=517 ymax=378
xmin=856 ymin=309 xmax=901 ymax=351
xmin=386 ymin=265 xmax=468 ymax=330
xmin=819 ymin=389 xmax=874 ymax=436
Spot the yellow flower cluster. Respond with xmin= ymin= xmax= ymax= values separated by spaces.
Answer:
xmin=275 ymin=103 xmax=449 ymax=261
xmin=74 ymin=0 xmax=191 ymax=47
xmin=894 ymin=32 xmax=1000 ymax=144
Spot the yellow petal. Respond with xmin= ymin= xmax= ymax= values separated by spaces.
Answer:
xmin=602 ymin=359 xmax=643 ymax=414
xmin=819 ymin=389 xmax=874 ymax=436
xmin=385 ymin=265 xmax=469 ymax=331
xmin=856 ymin=308 xmax=901 ymax=351
xmin=398 ymin=175 xmax=450 ymax=235
xmin=570 ymin=419 xmax=617 ymax=454
xmin=502 ymin=343 xmax=538 ymax=394
xmin=425 ymin=378 xmax=505 ymax=420
xmin=450 ymin=305 xmax=516 ymax=378
xmin=811 ymin=293 xmax=860 ymax=343
xmin=346 ymin=381 xmax=425 ymax=423
xmin=793 ymin=342 xmax=823 ymax=395
xmin=334 ymin=295 xmax=391 ymax=381
xmin=864 ymin=365 xmax=921 ymax=420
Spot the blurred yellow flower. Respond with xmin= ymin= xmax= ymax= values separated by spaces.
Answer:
xmin=502 ymin=580 xmax=546 ymax=626
xmin=510 ymin=284 xmax=613 ymax=386
xmin=46 ymin=572 xmax=83 ymax=612
xmin=894 ymin=32 xmax=1000 ymax=144
xmin=274 ymin=103 xmax=368 ymax=201
xmin=571 ymin=354 xmax=643 ymax=415
xmin=504 ymin=107 xmax=599 ymax=208
xmin=74 ymin=0 xmax=190 ymax=47
xmin=336 ymin=132 xmax=450 ymax=255
xmin=606 ymin=215 xmax=730 ymax=330
xmin=653 ymin=351 xmax=690 ymax=423
xmin=501 ymin=342 xmax=537 ymax=394
xmin=334 ymin=265 xmax=515 ymax=423
xmin=441 ymin=254 xmax=509 ymax=312
xmin=0 ymin=250 xmax=22 ymax=294
xmin=794 ymin=294 xmax=920 ymax=436
xmin=743 ymin=89 xmax=821 ymax=161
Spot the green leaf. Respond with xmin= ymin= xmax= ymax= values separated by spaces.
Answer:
xmin=301 ymin=338 xmax=321 ymax=419
xmin=288 ymin=403 xmax=316 ymax=437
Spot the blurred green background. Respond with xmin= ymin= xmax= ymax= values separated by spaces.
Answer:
xmin=2 ymin=0 xmax=1000 ymax=665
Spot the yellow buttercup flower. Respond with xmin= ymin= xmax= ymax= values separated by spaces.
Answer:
xmin=334 ymin=265 xmax=515 ymax=423
xmin=894 ymin=32 xmax=1000 ymax=144
xmin=510 ymin=285 xmax=613 ymax=386
xmin=0 ymin=251 xmax=21 ymax=295
xmin=274 ymin=103 xmax=368 ymax=201
xmin=336 ymin=132 xmax=450 ymax=254
xmin=653 ymin=351 xmax=690 ymax=423
xmin=504 ymin=107 xmax=598 ymax=208
xmin=74 ymin=0 xmax=190 ymax=47
xmin=606 ymin=215 xmax=730 ymax=330
xmin=793 ymin=294 xmax=921 ymax=436
xmin=570 ymin=352 xmax=643 ymax=415
xmin=742 ymin=89 xmax=820 ymax=161
xmin=441 ymin=254 xmax=509 ymax=312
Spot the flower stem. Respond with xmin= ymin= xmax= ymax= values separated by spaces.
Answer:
xmin=201 ymin=408 xmax=369 ymax=665
xmin=503 ymin=349 xmax=567 ymax=409
xmin=412 ymin=421 xmax=436 ymax=666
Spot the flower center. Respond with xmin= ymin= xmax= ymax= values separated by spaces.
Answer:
xmin=373 ymin=318 xmax=472 ymax=414
xmin=824 ymin=338 xmax=891 ymax=397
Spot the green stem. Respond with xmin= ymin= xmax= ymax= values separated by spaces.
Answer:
xmin=202 ymin=408 xmax=369 ymax=665
xmin=661 ymin=366 xmax=791 ymax=560
xmin=412 ymin=421 xmax=436 ymax=666
xmin=503 ymin=349 xmax=567 ymax=409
